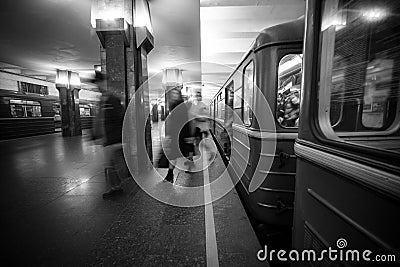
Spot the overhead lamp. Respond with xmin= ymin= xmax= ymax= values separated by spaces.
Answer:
xmin=56 ymin=69 xmax=81 ymax=90
xmin=134 ymin=0 xmax=154 ymax=53
xmin=90 ymin=0 xmax=132 ymax=28
xmin=134 ymin=0 xmax=153 ymax=34
xmin=55 ymin=69 xmax=69 ymax=88
xmin=362 ymin=8 xmax=387 ymax=21
xmin=69 ymin=72 xmax=81 ymax=88
xmin=94 ymin=65 xmax=102 ymax=73
xmin=90 ymin=0 xmax=132 ymax=47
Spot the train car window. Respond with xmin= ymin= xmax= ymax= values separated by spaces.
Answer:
xmin=210 ymin=100 xmax=214 ymax=118
xmin=217 ymin=93 xmax=223 ymax=119
xmin=79 ymin=104 xmax=91 ymax=117
xmin=213 ymin=100 xmax=215 ymax=118
xmin=277 ymin=54 xmax=302 ymax=128
xmin=318 ymin=0 xmax=400 ymax=153
xmin=53 ymin=103 xmax=61 ymax=121
xmin=215 ymin=95 xmax=219 ymax=119
xmin=10 ymin=99 xmax=42 ymax=118
xmin=234 ymin=86 xmax=243 ymax=123
xmin=243 ymin=61 xmax=254 ymax=126
xmin=18 ymin=81 xmax=48 ymax=95
xmin=220 ymin=93 xmax=225 ymax=120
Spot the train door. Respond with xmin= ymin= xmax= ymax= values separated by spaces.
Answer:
xmin=225 ymin=82 xmax=234 ymax=157
xmin=250 ymin=51 xmax=303 ymax=228
xmin=293 ymin=0 xmax=400 ymax=265
xmin=212 ymin=100 xmax=216 ymax=133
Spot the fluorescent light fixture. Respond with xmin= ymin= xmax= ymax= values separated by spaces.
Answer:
xmin=69 ymin=72 xmax=81 ymax=87
xmin=278 ymin=55 xmax=303 ymax=75
xmin=94 ymin=65 xmax=102 ymax=72
xmin=56 ymin=69 xmax=69 ymax=87
xmin=321 ymin=10 xmax=347 ymax=31
xmin=56 ymin=69 xmax=80 ymax=88
xmin=362 ymin=8 xmax=387 ymax=20
xmin=162 ymin=68 xmax=183 ymax=86
xmin=134 ymin=0 xmax=153 ymax=34
xmin=90 ymin=0 xmax=133 ymax=28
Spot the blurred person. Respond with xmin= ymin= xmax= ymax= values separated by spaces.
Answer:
xmin=183 ymin=97 xmax=196 ymax=172
xmin=189 ymin=91 xmax=215 ymax=161
xmin=163 ymin=88 xmax=192 ymax=183
xmin=92 ymin=73 xmax=125 ymax=198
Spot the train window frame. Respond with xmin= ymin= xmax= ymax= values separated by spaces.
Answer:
xmin=213 ymin=100 xmax=216 ymax=120
xmin=9 ymin=99 xmax=42 ymax=118
xmin=215 ymin=94 xmax=219 ymax=119
xmin=242 ymin=60 xmax=255 ymax=126
xmin=217 ymin=92 xmax=224 ymax=120
xmin=79 ymin=104 xmax=91 ymax=117
xmin=18 ymin=81 xmax=49 ymax=95
xmin=276 ymin=53 xmax=303 ymax=129
xmin=233 ymin=84 xmax=243 ymax=124
xmin=316 ymin=0 xmax=400 ymax=154
xmin=210 ymin=100 xmax=214 ymax=119
xmin=225 ymin=81 xmax=234 ymax=112
xmin=221 ymin=92 xmax=226 ymax=120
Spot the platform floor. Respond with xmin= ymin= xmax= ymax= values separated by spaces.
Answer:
xmin=0 ymin=129 xmax=266 ymax=266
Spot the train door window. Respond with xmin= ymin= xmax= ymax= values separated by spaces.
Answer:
xmin=318 ymin=0 xmax=400 ymax=153
xmin=18 ymin=82 xmax=48 ymax=95
xmin=221 ymin=93 xmax=225 ymax=119
xmin=226 ymin=83 xmax=234 ymax=109
xmin=25 ymin=101 xmax=42 ymax=117
xmin=225 ymin=83 xmax=234 ymax=115
xmin=53 ymin=103 xmax=61 ymax=121
xmin=277 ymin=54 xmax=302 ymax=127
xmin=10 ymin=99 xmax=42 ymax=118
xmin=215 ymin=95 xmax=219 ymax=118
xmin=212 ymin=100 xmax=215 ymax=118
xmin=214 ymin=99 xmax=216 ymax=118
xmin=216 ymin=93 xmax=221 ymax=119
xmin=243 ymin=61 xmax=254 ymax=126
xmin=234 ymin=86 xmax=243 ymax=123
xmin=10 ymin=99 xmax=25 ymax=117
xmin=80 ymin=104 xmax=91 ymax=116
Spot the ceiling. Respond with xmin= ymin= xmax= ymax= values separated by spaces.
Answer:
xmin=0 ymin=0 xmax=305 ymax=104
xmin=199 ymin=0 xmax=305 ymax=102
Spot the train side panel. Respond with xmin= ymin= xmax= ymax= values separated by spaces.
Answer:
xmin=292 ymin=0 xmax=400 ymax=265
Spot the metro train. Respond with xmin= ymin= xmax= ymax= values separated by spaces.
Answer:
xmin=211 ymin=0 xmax=400 ymax=262
xmin=0 ymin=88 xmax=98 ymax=139
xmin=210 ymin=18 xmax=304 ymax=228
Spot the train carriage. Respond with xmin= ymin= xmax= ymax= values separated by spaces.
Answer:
xmin=0 ymin=89 xmax=98 ymax=139
xmin=210 ymin=18 xmax=304 ymax=228
xmin=292 ymin=0 xmax=400 ymax=264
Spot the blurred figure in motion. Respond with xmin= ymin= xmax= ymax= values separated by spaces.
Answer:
xmin=163 ymin=88 xmax=192 ymax=183
xmin=92 ymin=73 xmax=125 ymax=198
xmin=189 ymin=90 xmax=215 ymax=161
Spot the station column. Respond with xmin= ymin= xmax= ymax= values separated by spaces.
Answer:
xmin=91 ymin=0 xmax=154 ymax=175
xmin=55 ymin=70 xmax=82 ymax=137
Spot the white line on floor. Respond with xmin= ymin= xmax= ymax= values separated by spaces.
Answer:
xmin=203 ymin=149 xmax=219 ymax=267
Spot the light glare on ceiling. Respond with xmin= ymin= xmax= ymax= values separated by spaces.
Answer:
xmin=362 ymin=8 xmax=387 ymax=20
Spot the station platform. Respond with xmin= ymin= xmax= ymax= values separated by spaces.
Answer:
xmin=0 ymin=129 xmax=266 ymax=266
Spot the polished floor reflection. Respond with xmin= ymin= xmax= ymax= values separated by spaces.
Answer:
xmin=0 ymin=129 xmax=263 ymax=266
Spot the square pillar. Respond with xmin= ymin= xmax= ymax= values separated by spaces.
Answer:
xmin=56 ymin=70 xmax=82 ymax=137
